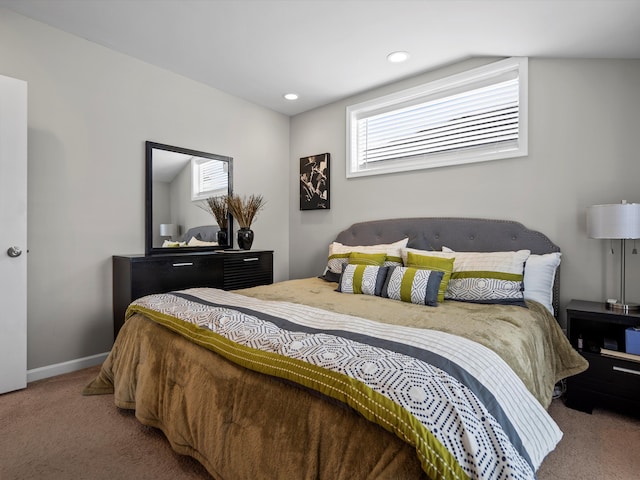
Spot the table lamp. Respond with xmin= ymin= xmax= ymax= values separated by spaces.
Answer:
xmin=587 ymin=200 xmax=640 ymax=312
xmin=159 ymin=223 xmax=177 ymax=240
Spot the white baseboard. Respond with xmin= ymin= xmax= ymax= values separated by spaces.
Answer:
xmin=27 ymin=352 xmax=110 ymax=383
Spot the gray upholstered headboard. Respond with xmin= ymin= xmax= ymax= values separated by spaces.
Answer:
xmin=334 ymin=217 xmax=561 ymax=317
xmin=181 ymin=225 xmax=219 ymax=243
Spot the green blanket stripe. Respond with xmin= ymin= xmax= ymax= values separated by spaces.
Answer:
xmin=126 ymin=304 xmax=470 ymax=480
xmin=400 ymin=267 xmax=418 ymax=303
xmin=452 ymin=271 xmax=523 ymax=281
xmin=352 ymin=265 xmax=365 ymax=294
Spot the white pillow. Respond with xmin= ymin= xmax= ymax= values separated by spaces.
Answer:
xmin=442 ymin=246 xmax=561 ymax=314
xmin=187 ymin=236 xmax=219 ymax=247
xmin=162 ymin=240 xmax=186 ymax=248
xmin=326 ymin=238 xmax=409 ymax=275
xmin=522 ymin=252 xmax=561 ymax=315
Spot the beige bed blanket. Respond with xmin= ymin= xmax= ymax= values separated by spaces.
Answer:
xmin=236 ymin=277 xmax=587 ymax=408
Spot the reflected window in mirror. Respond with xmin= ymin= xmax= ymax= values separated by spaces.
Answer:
xmin=192 ymin=157 xmax=229 ymax=201
xmin=145 ymin=141 xmax=233 ymax=255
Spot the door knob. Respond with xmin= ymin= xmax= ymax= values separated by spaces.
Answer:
xmin=7 ymin=246 xmax=22 ymax=258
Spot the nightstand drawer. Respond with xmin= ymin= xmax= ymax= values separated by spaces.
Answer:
xmin=570 ymin=352 xmax=640 ymax=399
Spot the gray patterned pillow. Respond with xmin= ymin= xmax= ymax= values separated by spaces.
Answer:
xmin=418 ymin=249 xmax=531 ymax=306
xmin=336 ymin=264 xmax=389 ymax=296
xmin=381 ymin=266 xmax=443 ymax=306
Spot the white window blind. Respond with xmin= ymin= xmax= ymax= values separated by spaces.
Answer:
xmin=191 ymin=157 xmax=228 ymax=201
xmin=347 ymin=57 xmax=528 ymax=177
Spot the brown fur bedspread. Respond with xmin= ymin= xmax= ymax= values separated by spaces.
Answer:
xmin=85 ymin=312 xmax=427 ymax=479
xmin=84 ymin=277 xmax=586 ymax=479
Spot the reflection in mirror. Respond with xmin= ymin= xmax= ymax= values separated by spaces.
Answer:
xmin=145 ymin=141 xmax=233 ymax=255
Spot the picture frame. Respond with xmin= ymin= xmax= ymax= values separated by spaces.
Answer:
xmin=299 ymin=153 xmax=330 ymax=210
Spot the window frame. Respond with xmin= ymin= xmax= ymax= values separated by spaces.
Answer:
xmin=346 ymin=57 xmax=528 ymax=178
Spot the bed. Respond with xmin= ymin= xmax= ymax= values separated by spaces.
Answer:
xmin=86 ymin=217 xmax=588 ymax=480
xmin=181 ymin=225 xmax=219 ymax=243
xmin=160 ymin=225 xmax=220 ymax=248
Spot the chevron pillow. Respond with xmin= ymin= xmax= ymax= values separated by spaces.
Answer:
xmin=403 ymin=248 xmax=530 ymax=306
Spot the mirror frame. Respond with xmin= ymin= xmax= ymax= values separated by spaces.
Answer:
xmin=145 ymin=141 xmax=234 ymax=255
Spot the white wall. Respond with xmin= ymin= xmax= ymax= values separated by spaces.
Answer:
xmin=2 ymin=5 xmax=638 ymax=370
xmin=0 ymin=9 xmax=290 ymax=370
xmin=289 ymin=57 xmax=640 ymax=327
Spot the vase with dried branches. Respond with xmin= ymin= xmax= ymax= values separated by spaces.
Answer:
xmin=199 ymin=195 xmax=229 ymax=245
xmin=227 ymin=194 xmax=265 ymax=249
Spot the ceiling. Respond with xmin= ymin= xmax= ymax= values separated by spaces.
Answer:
xmin=2 ymin=0 xmax=639 ymax=116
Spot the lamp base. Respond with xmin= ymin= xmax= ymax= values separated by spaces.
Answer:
xmin=606 ymin=301 xmax=640 ymax=313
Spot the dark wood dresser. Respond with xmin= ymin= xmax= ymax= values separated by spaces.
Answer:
xmin=112 ymin=250 xmax=273 ymax=338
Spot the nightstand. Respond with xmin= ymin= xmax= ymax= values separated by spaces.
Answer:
xmin=565 ymin=300 xmax=640 ymax=416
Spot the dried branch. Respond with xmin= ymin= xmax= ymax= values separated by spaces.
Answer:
xmin=227 ymin=194 xmax=265 ymax=228
xmin=198 ymin=195 xmax=228 ymax=228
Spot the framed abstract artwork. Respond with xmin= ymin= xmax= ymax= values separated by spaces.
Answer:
xmin=299 ymin=153 xmax=330 ymax=210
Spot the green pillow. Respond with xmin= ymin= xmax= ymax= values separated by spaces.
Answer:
xmin=348 ymin=252 xmax=387 ymax=266
xmin=406 ymin=252 xmax=454 ymax=303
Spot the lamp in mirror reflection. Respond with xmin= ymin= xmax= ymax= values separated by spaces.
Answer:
xmin=587 ymin=200 xmax=640 ymax=312
xmin=159 ymin=223 xmax=177 ymax=240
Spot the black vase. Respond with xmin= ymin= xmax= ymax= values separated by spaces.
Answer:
xmin=216 ymin=229 xmax=228 ymax=246
xmin=237 ymin=228 xmax=254 ymax=250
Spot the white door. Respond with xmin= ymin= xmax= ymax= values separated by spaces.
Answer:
xmin=0 ymin=75 xmax=27 ymax=394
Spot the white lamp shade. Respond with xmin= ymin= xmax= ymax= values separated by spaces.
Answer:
xmin=159 ymin=223 xmax=177 ymax=237
xmin=587 ymin=203 xmax=640 ymax=239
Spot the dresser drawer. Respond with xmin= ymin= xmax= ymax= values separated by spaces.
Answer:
xmin=113 ymin=253 xmax=225 ymax=339
xmin=223 ymin=252 xmax=273 ymax=290
xmin=130 ymin=255 xmax=224 ymax=297
xmin=113 ymin=251 xmax=273 ymax=340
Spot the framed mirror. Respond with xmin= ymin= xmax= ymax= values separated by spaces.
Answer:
xmin=145 ymin=141 xmax=233 ymax=255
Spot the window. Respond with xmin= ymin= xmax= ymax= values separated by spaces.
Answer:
xmin=346 ymin=57 xmax=528 ymax=178
xmin=191 ymin=156 xmax=228 ymax=201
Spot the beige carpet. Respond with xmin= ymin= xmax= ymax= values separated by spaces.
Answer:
xmin=1 ymin=366 xmax=639 ymax=479
xmin=0 ymin=366 xmax=212 ymax=480
xmin=539 ymin=397 xmax=640 ymax=480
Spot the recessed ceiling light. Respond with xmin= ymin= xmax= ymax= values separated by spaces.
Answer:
xmin=387 ymin=51 xmax=410 ymax=63
xmin=284 ymin=93 xmax=299 ymax=101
